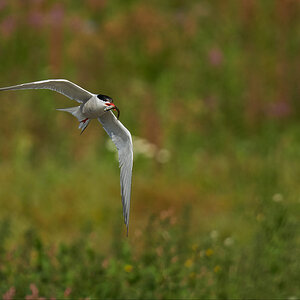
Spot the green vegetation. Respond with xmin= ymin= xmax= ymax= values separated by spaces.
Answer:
xmin=0 ymin=203 xmax=298 ymax=298
xmin=0 ymin=0 xmax=299 ymax=298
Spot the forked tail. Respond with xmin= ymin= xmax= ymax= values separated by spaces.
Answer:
xmin=57 ymin=106 xmax=90 ymax=134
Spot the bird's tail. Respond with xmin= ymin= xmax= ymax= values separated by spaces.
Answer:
xmin=57 ymin=106 xmax=90 ymax=134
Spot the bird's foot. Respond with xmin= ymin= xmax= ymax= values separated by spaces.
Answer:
xmin=79 ymin=118 xmax=90 ymax=135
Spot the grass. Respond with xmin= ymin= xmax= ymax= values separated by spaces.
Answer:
xmin=0 ymin=200 xmax=298 ymax=299
xmin=0 ymin=126 xmax=299 ymax=298
xmin=0 ymin=0 xmax=299 ymax=298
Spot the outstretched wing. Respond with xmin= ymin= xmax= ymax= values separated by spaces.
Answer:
xmin=98 ymin=112 xmax=133 ymax=235
xmin=0 ymin=79 xmax=94 ymax=103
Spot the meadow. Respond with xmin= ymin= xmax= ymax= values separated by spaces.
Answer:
xmin=0 ymin=0 xmax=299 ymax=298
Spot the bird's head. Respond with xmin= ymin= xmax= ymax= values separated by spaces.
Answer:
xmin=97 ymin=94 xmax=120 ymax=119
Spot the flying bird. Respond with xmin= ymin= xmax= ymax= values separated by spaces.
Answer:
xmin=0 ymin=79 xmax=133 ymax=235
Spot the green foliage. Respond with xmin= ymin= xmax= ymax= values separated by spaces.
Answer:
xmin=0 ymin=0 xmax=299 ymax=298
xmin=0 ymin=204 xmax=298 ymax=299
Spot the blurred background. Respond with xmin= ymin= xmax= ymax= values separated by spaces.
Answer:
xmin=0 ymin=0 xmax=299 ymax=298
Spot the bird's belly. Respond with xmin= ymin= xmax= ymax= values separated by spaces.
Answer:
xmin=81 ymin=99 xmax=105 ymax=119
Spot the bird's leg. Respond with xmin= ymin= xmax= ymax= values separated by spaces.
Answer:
xmin=79 ymin=118 xmax=90 ymax=135
xmin=80 ymin=118 xmax=89 ymax=123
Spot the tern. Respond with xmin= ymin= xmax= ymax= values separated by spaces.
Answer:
xmin=0 ymin=79 xmax=133 ymax=235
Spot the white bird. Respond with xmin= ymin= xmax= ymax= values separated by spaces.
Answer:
xmin=0 ymin=79 xmax=133 ymax=235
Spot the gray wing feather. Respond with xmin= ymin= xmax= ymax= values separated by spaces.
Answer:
xmin=0 ymin=79 xmax=93 ymax=103
xmin=98 ymin=112 xmax=133 ymax=235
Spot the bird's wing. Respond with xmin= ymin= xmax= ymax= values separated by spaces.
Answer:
xmin=98 ymin=112 xmax=133 ymax=235
xmin=0 ymin=79 xmax=94 ymax=103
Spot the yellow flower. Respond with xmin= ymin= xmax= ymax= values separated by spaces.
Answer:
xmin=184 ymin=259 xmax=193 ymax=268
xmin=205 ymin=248 xmax=214 ymax=257
xmin=214 ymin=265 xmax=221 ymax=273
xmin=256 ymin=213 xmax=265 ymax=222
xmin=191 ymin=244 xmax=198 ymax=251
xmin=124 ymin=264 xmax=133 ymax=273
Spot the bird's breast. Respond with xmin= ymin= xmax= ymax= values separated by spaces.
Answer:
xmin=81 ymin=97 xmax=106 ymax=119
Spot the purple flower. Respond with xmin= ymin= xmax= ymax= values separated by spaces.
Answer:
xmin=0 ymin=0 xmax=6 ymax=11
xmin=28 ymin=11 xmax=44 ymax=28
xmin=208 ymin=47 xmax=223 ymax=67
xmin=267 ymin=100 xmax=291 ymax=118
xmin=48 ymin=3 xmax=64 ymax=26
xmin=0 ymin=16 xmax=16 ymax=38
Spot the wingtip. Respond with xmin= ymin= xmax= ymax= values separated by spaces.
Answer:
xmin=126 ymin=226 xmax=129 ymax=237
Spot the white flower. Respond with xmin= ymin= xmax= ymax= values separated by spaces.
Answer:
xmin=272 ymin=193 xmax=283 ymax=202
xmin=210 ymin=230 xmax=219 ymax=240
xmin=224 ymin=237 xmax=234 ymax=247
xmin=156 ymin=149 xmax=170 ymax=163
xmin=133 ymin=136 xmax=157 ymax=158
xmin=107 ymin=135 xmax=170 ymax=162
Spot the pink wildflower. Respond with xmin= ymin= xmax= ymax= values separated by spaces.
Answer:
xmin=64 ymin=287 xmax=72 ymax=297
xmin=0 ymin=0 xmax=6 ymax=11
xmin=0 ymin=16 xmax=16 ymax=38
xmin=28 ymin=11 xmax=44 ymax=28
xmin=208 ymin=47 xmax=223 ymax=67
xmin=25 ymin=283 xmax=39 ymax=300
xmin=2 ymin=287 xmax=15 ymax=300
xmin=48 ymin=3 xmax=64 ymax=26
xmin=267 ymin=100 xmax=291 ymax=118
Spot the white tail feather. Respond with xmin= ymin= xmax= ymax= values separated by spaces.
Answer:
xmin=57 ymin=106 xmax=90 ymax=134
xmin=56 ymin=106 xmax=82 ymax=120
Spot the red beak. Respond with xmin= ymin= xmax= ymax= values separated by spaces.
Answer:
xmin=105 ymin=102 xmax=120 ymax=119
